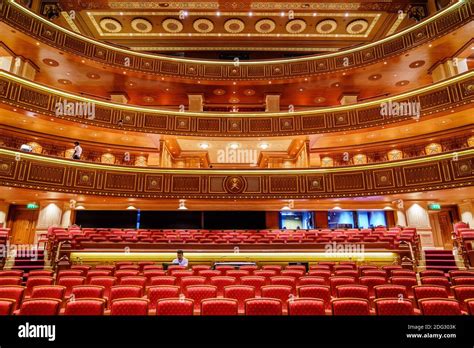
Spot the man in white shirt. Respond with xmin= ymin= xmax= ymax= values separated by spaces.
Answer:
xmin=172 ymin=250 xmax=188 ymax=267
xmin=73 ymin=141 xmax=82 ymax=160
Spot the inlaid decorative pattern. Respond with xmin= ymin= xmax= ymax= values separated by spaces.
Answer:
xmin=0 ymin=150 xmax=472 ymax=199
xmin=0 ymin=0 xmax=470 ymax=80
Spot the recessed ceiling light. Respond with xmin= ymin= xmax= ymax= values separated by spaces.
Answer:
xmin=259 ymin=143 xmax=269 ymax=150
xmin=248 ymin=11 xmax=253 ymax=16
xmin=216 ymin=11 xmax=221 ymax=16
xmin=229 ymin=143 xmax=239 ymax=150
xmin=199 ymin=143 xmax=209 ymax=149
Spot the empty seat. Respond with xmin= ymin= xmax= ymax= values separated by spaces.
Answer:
xmin=209 ymin=276 xmax=236 ymax=296
xmin=156 ymin=298 xmax=194 ymax=316
xmin=420 ymin=277 xmax=450 ymax=290
xmin=420 ymin=270 xmax=445 ymax=277
xmin=29 ymin=270 xmax=54 ymax=277
xmin=110 ymin=298 xmax=149 ymax=316
xmin=150 ymin=276 xmax=176 ymax=286
xmin=239 ymin=265 xmax=258 ymax=274
xmin=109 ymin=285 xmax=143 ymax=302
xmin=180 ymin=276 xmax=206 ymax=289
xmin=147 ymin=286 xmax=180 ymax=309
xmin=451 ymin=285 xmax=474 ymax=310
xmin=114 ymin=270 xmax=140 ymax=280
xmin=280 ymin=270 xmax=305 ymax=278
xmin=334 ymin=270 xmax=359 ymax=278
xmin=253 ymin=270 xmax=277 ymax=278
xmin=297 ymin=285 xmax=331 ymax=310
xmin=336 ymin=285 xmax=369 ymax=300
xmin=261 ymin=285 xmax=292 ymax=311
xmin=413 ymin=285 xmax=449 ymax=304
xmin=245 ymin=298 xmax=283 ymax=316
xmin=18 ymin=298 xmax=61 ymax=315
xmin=449 ymin=270 xmax=474 ymax=278
xmin=0 ymin=271 xmax=23 ymax=277
xmin=71 ymin=285 xmax=105 ymax=299
xmin=288 ymin=298 xmax=325 ymax=316
xmin=57 ymin=276 xmax=86 ymax=297
xmin=361 ymin=270 xmax=387 ymax=279
xmin=185 ymin=285 xmax=218 ymax=312
xmin=269 ymin=276 xmax=296 ymax=293
xmin=0 ymin=286 xmax=25 ymax=309
xmin=0 ymin=277 xmax=22 ymax=286
xmin=119 ymin=276 xmax=147 ymax=287
xmin=198 ymin=270 xmax=222 ymax=279
xmin=71 ymin=265 xmax=91 ymax=273
xmin=25 ymin=277 xmax=54 ymax=296
xmin=374 ymin=285 xmax=408 ymax=299
xmin=329 ymin=277 xmax=356 ymax=296
xmin=223 ymin=285 xmax=256 ymax=313
xmin=0 ymin=299 xmax=16 ymax=315
xmin=390 ymin=270 xmax=416 ymax=277
xmin=418 ymin=299 xmax=462 ymax=316
xmin=298 ymin=276 xmax=326 ymax=286
xmin=201 ymin=298 xmax=238 ymax=316
xmin=390 ymin=277 xmax=418 ymax=296
xmin=86 ymin=270 xmax=112 ymax=280
xmin=466 ymin=299 xmax=474 ymax=315
xmin=374 ymin=298 xmax=415 ymax=315
xmin=285 ymin=265 xmax=306 ymax=272
xmin=88 ymin=277 xmax=117 ymax=298
xmin=191 ymin=265 xmax=211 ymax=272
xmin=57 ymin=270 xmax=84 ymax=279
xmin=331 ymin=298 xmax=371 ymax=316
xmin=214 ymin=266 xmax=234 ymax=272
xmin=307 ymin=270 xmax=331 ymax=280
xmin=64 ymin=298 xmax=106 ymax=315
xmin=261 ymin=265 xmax=282 ymax=274
xmin=359 ymin=276 xmax=386 ymax=297
xmin=451 ymin=277 xmax=474 ymax=286
xmin=226 ymin=270 xmax=250 ymax=280
xmin=240 ymin=276 xmax=265 ymax=296
xmin=30 ymin=285 xmax=66 ymax=300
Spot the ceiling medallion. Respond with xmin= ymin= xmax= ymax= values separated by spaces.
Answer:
xmin=395 ymin=80 xmax=410 ymax=86
xmin=42 ymin=58 xmax=59 ymax=67
xmin=243 ymin=89 xmax=255 ymax=96
xmin=229 ymin=97 xmax=240 ymax=103
xmin=131 ymin=18 xmax=153 ymax=33
xmin=314 ymin=97 xmax=326 ymax=103
xmin=224 ymin=19 xmax=245 ymax=33
xmin=255 ymin=19 xmax=276 ymax=33
xmin=368 ymin=74 xmax=382 ymax=80
xmin=346 ymin=19 xmax=368 ymax=34
xmin=99 ymin=18 xmax=123 ymax=33
xmin=193 ymin=18 xmax=214 ymax=33
xmin=316 ymin=19 xmax=337 ymax=34
xmin=162 ymin=18 xmax=183 ymax=33
xmin=286 ymin=19 xmax=307 ymax=34
xmin=409 ymin=60 xmax=426 ymax=68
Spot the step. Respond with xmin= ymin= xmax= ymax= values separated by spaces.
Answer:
xmin=424 ymin=254 xmax=455 ymax=260
xmin=425 ymin=265 xmax=459 ymax=271
xmin=424 ymin=250 xmax=453 ymax=255
xmin=425 ymin=260 xmax=457 ymax=266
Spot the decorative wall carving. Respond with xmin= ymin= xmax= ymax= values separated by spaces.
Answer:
xmin=1 ymin=71 xmax=472 ymax=137
xmin=0 ymin=0 xmax=471 ymax=80
xmin=0 ymin=149 xmax=471 ymax=199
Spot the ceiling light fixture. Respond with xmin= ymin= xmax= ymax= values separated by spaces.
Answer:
xmin=199 ymin=143 xmax=210 ymax=149
xmin=259 ymin=143 xmax=269 ymax=150
xmin=126 ymin=205 xmax=137 ymax=210
xmin=281 ymin=200 xmax=294 ymax=211
xmin=229 ymin=143 xmax=239 ymax=150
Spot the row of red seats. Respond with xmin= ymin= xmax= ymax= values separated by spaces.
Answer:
xmin=1 ymin=283 xmax=473 ymax=316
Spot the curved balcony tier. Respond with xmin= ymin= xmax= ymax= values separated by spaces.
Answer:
xmin=0 ymin=70 xmax=473 ymax=137
xmin=0 ymin=148 xmax=472 ymax=199
xmin=0 ymin=0 xmax=472 ymax=82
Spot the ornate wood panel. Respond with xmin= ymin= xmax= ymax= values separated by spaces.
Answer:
xmin=0 ymin=0 xmax=472 ymax=81
xmin=0 ymin=149 xmax=472 ymax=199
xmin=0 ymin=71 xmax=472 ymax=137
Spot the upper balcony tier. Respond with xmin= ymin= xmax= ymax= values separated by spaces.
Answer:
xmin=0 ymin=69 xmax=472 ymax=137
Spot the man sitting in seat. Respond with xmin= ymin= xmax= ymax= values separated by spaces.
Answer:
xmin=172 ymin=250 xmax=188 ymax=267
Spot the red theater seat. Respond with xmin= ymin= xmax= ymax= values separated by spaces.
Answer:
xmin=156 ymin=298 xmax=194 ymax=316
xmin=336 ymin=285 xmax=370 ymax=300
xmin=298 ymin=276 xmax=326 ymax=286
xmin=297 ymin=285 xmax=331 ymax=310
xmin=210 ymin=276 xmax=236 ymax=296
xmin=390 ymin=277 xmax=418 ymax=296
xmin=288 ymin=298 xmax=325 ymax=316
xmin=0 ymin=286 xmax=25 ymax=309
xmin=57 ymin=270 xmax=83 ymax=278
xmin=71 ymin=265 xmax=91 ymax=273
xmin=329 ymin=277 xmax=356 ymax=296
xmin=198 ymin=270 xmax=222 ymax=280
xmin=88 ymin=277 xmax=117 ymax=298
xmin=0 ymin=299 xmax=16 ymax=315
xmin=253 ymin=270 xmax=277 ymax=278
xmin=86 ymin=270 xmax=113 ymax=280
xmin=119 ymin=276 xmax=147 ymax=287
xmin=201 ymin=298 xmax=238 ymax=316
xmin=150 ymin=276 xmax=176 ymax=286
xmin=25 ymin=277 xmax=54 ymax=296
xmin=452 ymin=285 xmax=474 ymax=310
xmin=30 ymin=285 xmax=66 ymax=300
xmin=18 ymin=298 xmax=61 ymax=315
xmin=109 ymin=285 xmax=143 ymax=302
xmin=261 ymin=265 xmax=282 ymax=274
xmin=261 ymin=285 xmax=292 ymax=310
xmin=223 ymin=285 xmax=255 ymax=312
xmin=110 ymin=298 xmax=149 ymax=316
xmin=374 ymin=285 xmax=408 ymax=299
xmin=420 ymin=277 xmax=450 ymax=290
xmin=0 ymin=277 xmax=22 ymax=286
xmin=180 ymin=276 xmax=206 ymax=288
xmin=331 ymin=298 xmax=371 ymax=316
xmin=185 ymin=285 xmax=218 ymax=312
xmin=269 ymin=276 xmax=296 ymax=293
xmin=466 ymin=299 xmax=474 ymax=315
xmin=239 ymin=265 xmax=258 ymax=273
xmin=64 ymin=298 xmax=106 ymax=315
xmin=114 ymin=270 xmax=140 ymax=280
xmin=285 ymin=265 xmax=306 ymax=272
xmin=334 ymin=270 xmax=359 ymax=278
xmin=359 ymin=276 xmax=386 ymax=297
xmin=0 ymin=271 xmax=23 ymax=277
xmin=29 ymin=270 xmax=54 ymax=277
xmin=147 ymin=286 xmax=180 ymax=309
xmin=226 ymin=270 xmax=250 ymax=280
xmin=413 ymin=285 xmax=449 ymax=303
xmin=240 ymin=276 xmax=265 ymax=296
xmin=420 ymin=270 xmax=445 ymax=277
xmin=449 ymin=271 xmax=474 ymax=278
xmin=245 ymin=298 xmax=283 ymax=316
xmin=418 ymin=299 xmax=462 ymax=316
xmin=192 ymin=265 xmax=211 ymax=272
xmin=374 ymin=299 xmax=415 ymax=315
xmin=390 ymin=270 xmax=416 ymax=277
xmin=280 ymin=270 xmax=305 ymax=278
xmin=71 ymin=285 xmax=105 ymax=299
xmin=361 ymin=270 xmax=387 ymax=279
xmin=57 ymin=276 xmax=86 ymax=297
xmin=451 ymin=277 xmax=474 ymax=286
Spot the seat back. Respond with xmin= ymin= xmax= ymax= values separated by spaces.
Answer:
xmin=0 ymin=299 xmax=16 ymax=315
xmin=418 ymin=299 xmax=462 ymax=315
xmin=18 ymin=298 xmax=61 ymax=315
xmin=147 ymin=286 xmax=180 ymax=309
xmin=30 ymin=285 xmax=66 ymax=300
xmin=374 ymin=285 xmax=408 ymax=299
xmin=71 ymin=285 xmax=105 ymax=299
xmin=288 ymin=298 xmax=325 ymax=316
xmin=245 ymin=298 xmax=283 ymax=315
xmin=64 ymin=298 xmax=106 ymax=315
xmin=185 ymin=285 xmax=218 ymax=311
xmin=156 ymin=298 xmax=194 ymax=316
xmin=0 ymin=286 xmax=25 ymax=309
xmin=336 ymin=285 xmax=369 ymax=300
xmin=109 ymin=285 xmax=143 ymax=302
xmin=297 ymin=285 xmax=331 ymax=310
xmin=223 ymin=285 xmax=255 ymax=311
xmin=374 ymin=299 xmax=414 ymax=315
xmin=110 ymin=298 xmax=149 ymax=315
xmin=331 ymin=298 xmax=370 ymax=315
xmin=201 ymin=298 xmax=238 ymax=316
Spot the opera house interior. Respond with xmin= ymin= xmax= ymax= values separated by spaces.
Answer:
xmin=0 ymin=0 xmax=473 ymax=336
